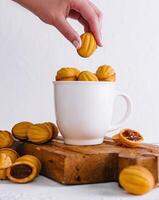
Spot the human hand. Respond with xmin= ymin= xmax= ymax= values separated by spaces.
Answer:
xmin=15 ymin=0 xmax=102 ymax=49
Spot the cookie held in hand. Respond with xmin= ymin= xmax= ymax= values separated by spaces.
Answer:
xmin=77 ymin=32 xmax=97 ymax=58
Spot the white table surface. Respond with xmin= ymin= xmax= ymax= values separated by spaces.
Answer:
xmin=1 ymin=175 xmax=159 ymax=200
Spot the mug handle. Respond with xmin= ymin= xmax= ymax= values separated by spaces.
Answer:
xmin=108 ymin=92 xmax=133 ymax=132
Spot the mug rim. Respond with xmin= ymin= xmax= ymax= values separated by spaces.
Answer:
xmin=53 ymin=81 xmax=116 ymax=85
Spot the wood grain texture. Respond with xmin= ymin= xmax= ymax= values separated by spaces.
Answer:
xmin=15 ymin=137 xmax=159 ymax=185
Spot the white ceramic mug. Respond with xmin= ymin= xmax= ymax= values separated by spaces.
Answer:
xmin=53 ymin=81 xmax=132 ymax=145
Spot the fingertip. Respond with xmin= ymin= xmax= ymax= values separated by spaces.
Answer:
xmin=73 ymin=40 xmax=80 ymax=49
xmin=97 ymin=36 xmax=103 ymax=47
xmin=95 ymin=32 xmax=103 ymax=47
xmin=72 ymin=38 xmax=82 ymax=49
xmin=78 ymin=37 xmax=82 ymax=48
xmin=98 ymin=43 xmax=103 ymax=47
xmin=98 ymin=39 xmax=103 ymax=47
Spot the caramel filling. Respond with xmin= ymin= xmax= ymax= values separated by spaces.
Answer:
xmin=10 ymin=164 xmax=32 ymax=179
xmin=122 ymin=130 xmax=142 ymax=141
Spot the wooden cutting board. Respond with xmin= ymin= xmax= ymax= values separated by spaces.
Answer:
xmin=15 ymin=137 xmax=159 ymax=185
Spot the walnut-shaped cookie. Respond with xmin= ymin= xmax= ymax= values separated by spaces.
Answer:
xmin=96 ymin=65 xmax=116 ymax=81
xmin=56 ymin=67 xmax=80 ymax=81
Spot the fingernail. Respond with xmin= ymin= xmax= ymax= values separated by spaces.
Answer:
xmin=72 ymin=40 xmax=80 ymax=49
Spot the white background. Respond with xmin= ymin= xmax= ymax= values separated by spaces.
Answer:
xmin=1 ymin=0 xmax=159 ymax=143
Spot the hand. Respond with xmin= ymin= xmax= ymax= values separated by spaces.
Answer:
xmin=14 ymin=0 xmax=103 ymax=48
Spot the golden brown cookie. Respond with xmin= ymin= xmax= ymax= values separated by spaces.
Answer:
xmin=0 ymin=131 xmax=14 ymax=148
xmin=78 ymin=71 xmax=98 ymax=81
xmin=96 ymin=65 xmax=116 ymax=81
xmin=0 ymin=150 xmax=18 ymax=174
xmin=119 ymin=165 xmax=155 ymax=195
xmin=27 ymin=124 xmax=52 ymax=144
xmin=56 ymin=67 xmax=80 ymax=81
xmin=6 ymin=155 xmax=41 ymax=183
xmin=77 ymin=32 xmax=97 ymax=58
xmin=12 ymin=121 xmax=33 ymax=141
xmin=0 ymin=148 xmax=19 ymax=180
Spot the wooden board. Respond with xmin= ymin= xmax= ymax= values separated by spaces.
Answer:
xmin=14 ymin=137 xmax=159 ymax=185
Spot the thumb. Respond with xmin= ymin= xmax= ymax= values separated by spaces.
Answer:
xmin=54 ymin=17 xmax=81 ymax=49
